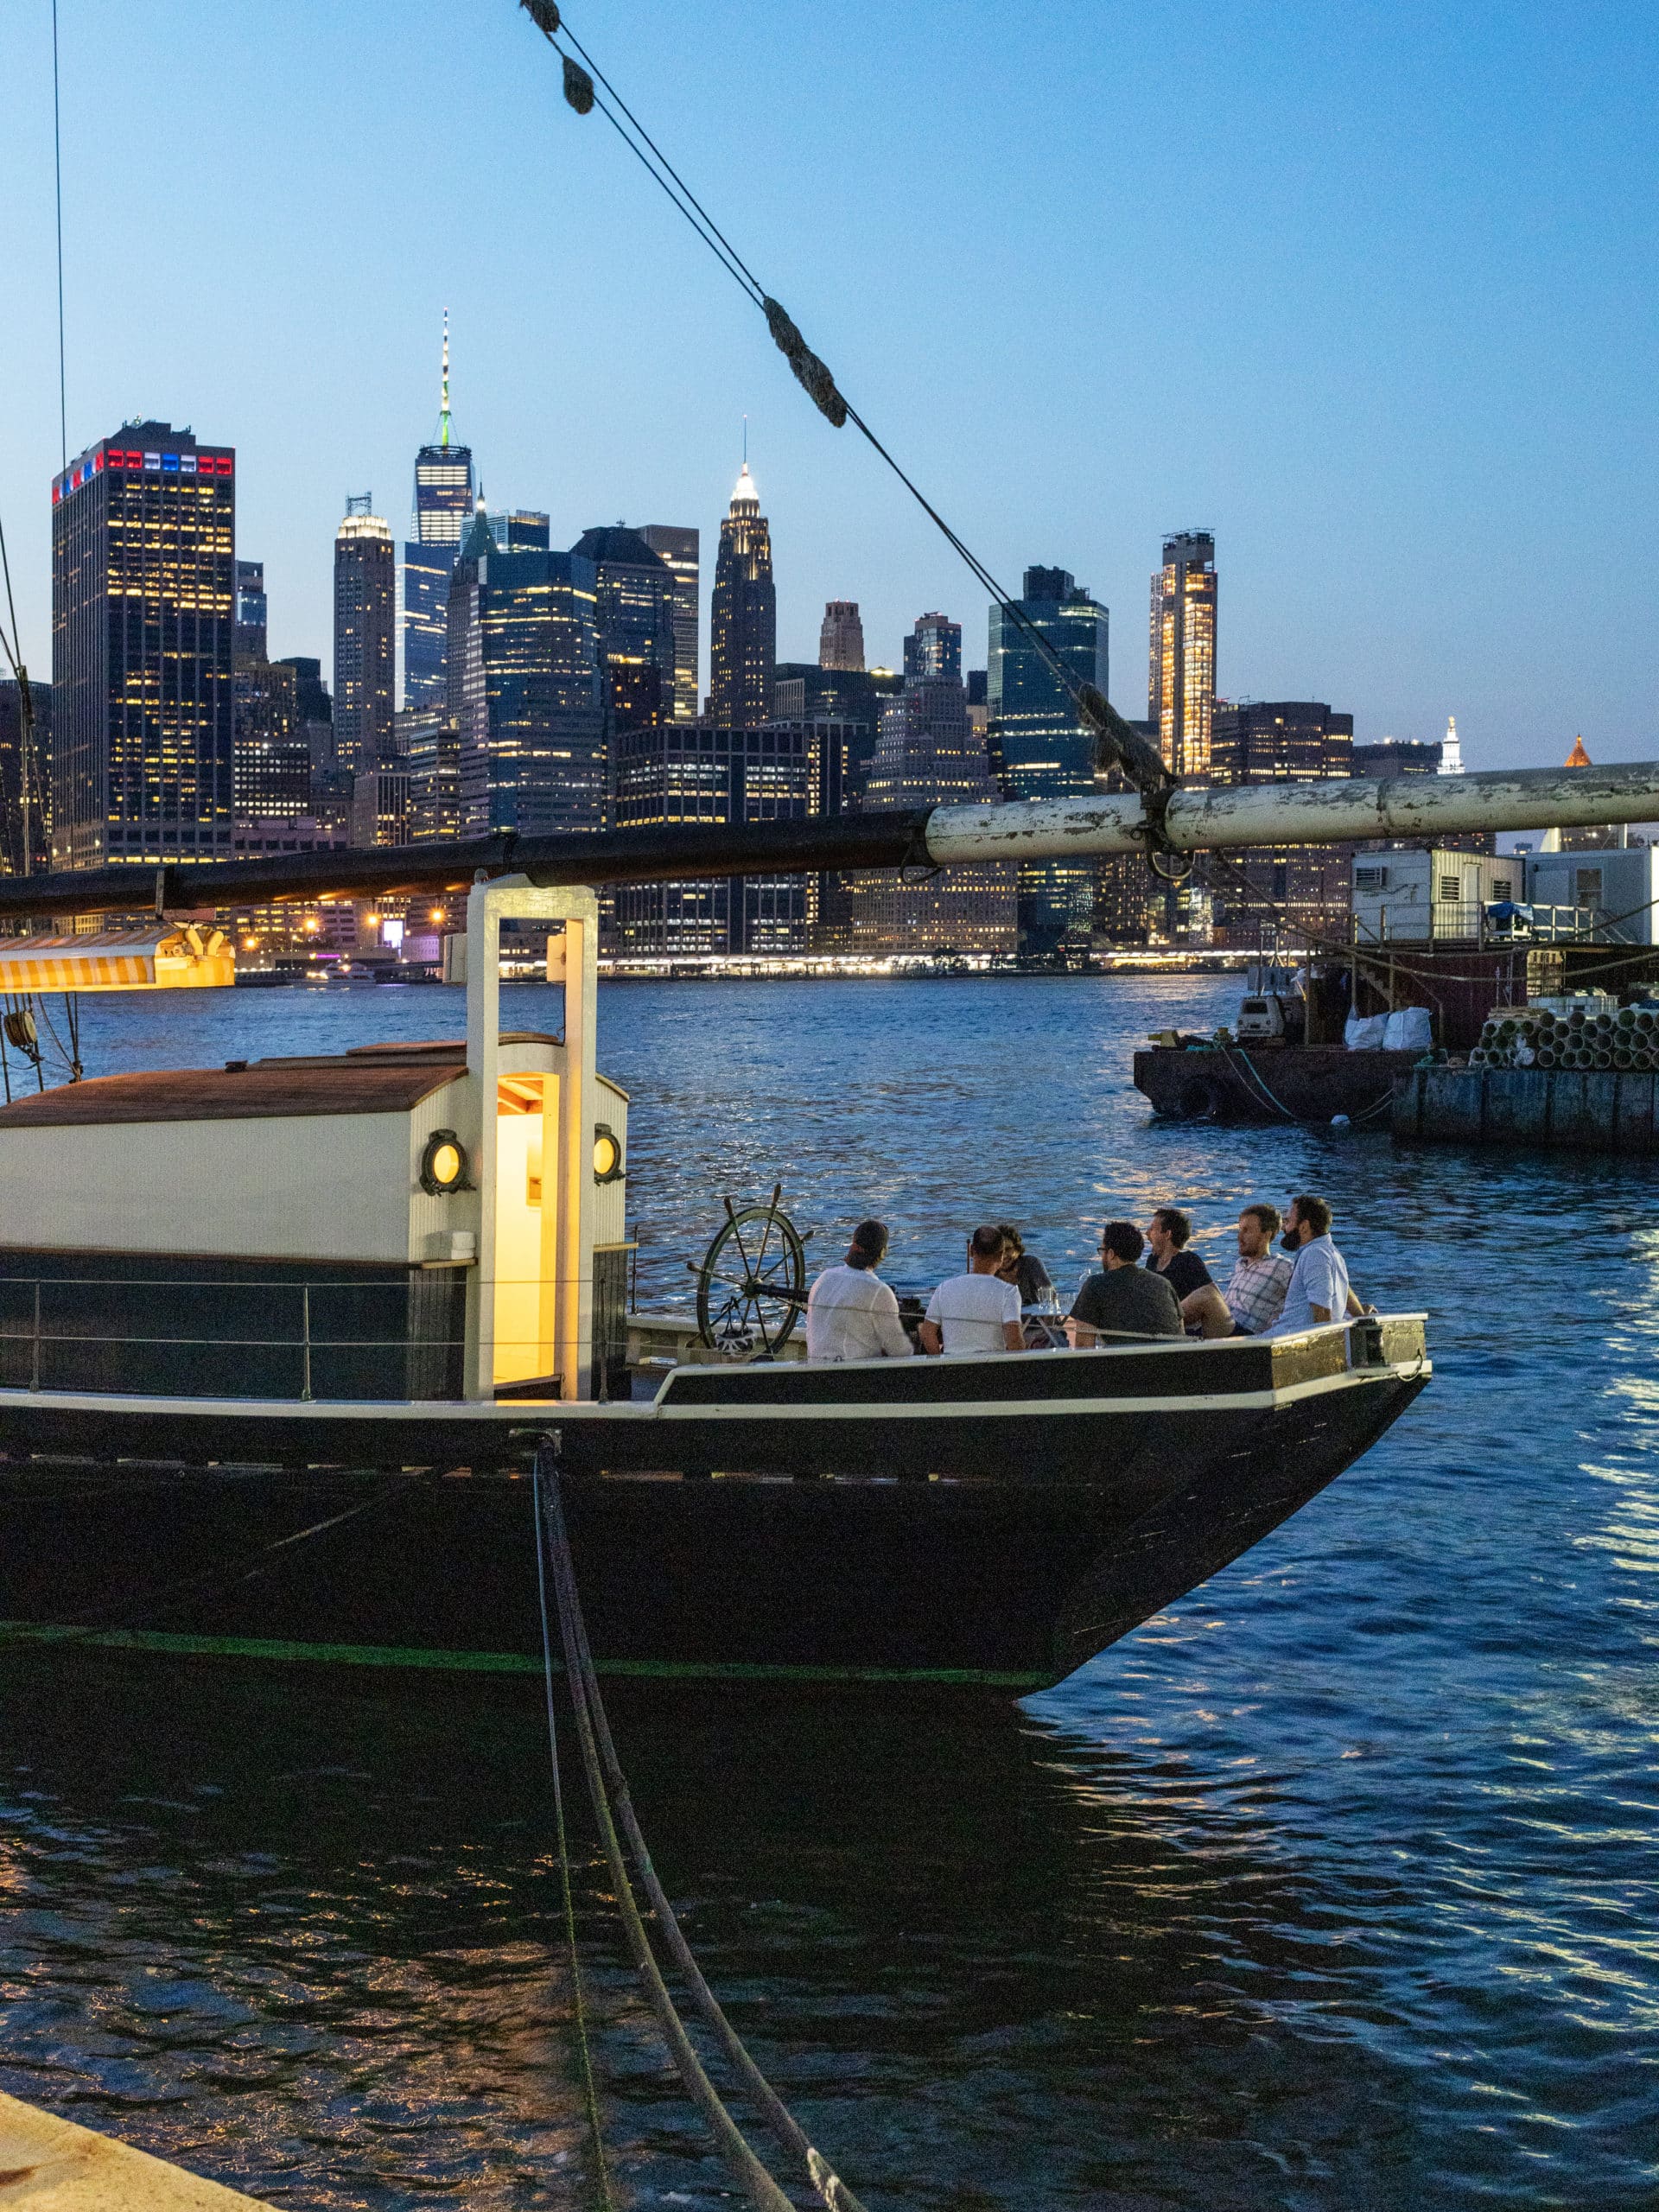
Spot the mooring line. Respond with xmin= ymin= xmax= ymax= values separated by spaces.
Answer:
xmin=535 ymin=1437 xmax=872 ymax=2212
xmin=531 ymin=1452 xmax=617 ymax=2212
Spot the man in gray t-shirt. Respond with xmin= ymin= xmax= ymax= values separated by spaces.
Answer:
xmin=1070 ymin=1222 xmax=1184 ymax=1344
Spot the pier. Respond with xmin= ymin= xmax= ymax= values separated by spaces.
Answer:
xmin=1393 ymin=1063 xmax=1659 ymax=1154
xmin=0 ymin=2094 xmax=262 ymax=2208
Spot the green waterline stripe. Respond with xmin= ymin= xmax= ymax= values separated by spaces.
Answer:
xmin=0 ymin=1619 xmax=1047 ymax=1689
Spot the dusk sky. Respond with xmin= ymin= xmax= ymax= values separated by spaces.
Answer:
xmin=3 ymin=0 xmax=1653 ymax=766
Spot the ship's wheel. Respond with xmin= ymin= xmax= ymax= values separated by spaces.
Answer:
xmin=692 ymin=1187 xmax=809 ymax=1357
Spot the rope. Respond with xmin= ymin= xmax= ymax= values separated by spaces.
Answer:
xmin=531 ymin=1452 xmax=616 ymax=2212
xmin=512 ymin=3 xmax=1176 ymax=850
xmin=535 ymin=1437 xmax=873 ymax=2212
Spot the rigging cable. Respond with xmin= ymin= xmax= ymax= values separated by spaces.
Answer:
xmin=512 ymin=1 xmax=1178 ymax=864
xmin=533 ymin=1437 xmax=874 ymax=2212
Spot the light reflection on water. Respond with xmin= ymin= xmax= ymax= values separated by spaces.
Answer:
xmin=0 ymin=974 xmax=1655 ymax=2209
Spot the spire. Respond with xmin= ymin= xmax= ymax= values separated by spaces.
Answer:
xmin=1566 ymin=734 xmax=1592 ymax=767
xmin=731 ymin=463 xmax=760 ymax=510
xmin=1438 ymin=714 xmax=1465 ymax=776
xmin=438 ymin=309 xmax=452 ymax=451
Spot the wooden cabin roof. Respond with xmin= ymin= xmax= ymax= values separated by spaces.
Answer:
xmin=0 ymin=1056 xmax=467 ymax=1129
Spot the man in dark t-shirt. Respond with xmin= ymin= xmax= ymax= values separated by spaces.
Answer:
xmin=1144 ymin=1207 xmax=1232 ymax=1338
xmin=1071 ymin=1222 xmax=1184 ymax=1344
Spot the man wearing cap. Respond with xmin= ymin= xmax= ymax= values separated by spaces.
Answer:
xmin=804 ymin=1219 xmax=916 ymax=1361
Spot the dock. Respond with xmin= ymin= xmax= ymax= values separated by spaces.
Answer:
xmin=0 ymin=2094 xmax=264 ymax=2208
xmin=1393 ymin=1064 xmax=1659 ymax=1154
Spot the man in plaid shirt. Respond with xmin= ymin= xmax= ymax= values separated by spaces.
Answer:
xmin=1224 ymin=1204 xmax=1294 ymax=1335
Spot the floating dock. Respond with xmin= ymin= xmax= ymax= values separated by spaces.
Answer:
xmin=0 ymin=2093 xmax=263 ymax=2207
xmin=1393 ymin=1064 xmax=1659 ymax=1154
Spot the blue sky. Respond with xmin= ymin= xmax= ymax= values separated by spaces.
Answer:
xmin=2 ymin=0 xmax=1654 ymax=766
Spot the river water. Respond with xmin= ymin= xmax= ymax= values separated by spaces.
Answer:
xmin=1 ymin=974 xmax=1654 ymax=2209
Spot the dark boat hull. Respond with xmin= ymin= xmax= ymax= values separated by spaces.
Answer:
xmin=0 ymin=1330 xmax=1428 ymax=1690
xmin=1135 ymin=1044 xmax=1417 ymax=1125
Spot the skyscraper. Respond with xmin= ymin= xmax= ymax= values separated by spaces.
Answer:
xmin=334 ymin=495 xmax=396 ymax=775
xmin=1149 ymin=531 xmax=1217 ymax=779
xmin=0 ymin=679 xmax=51 ymax=875
xmin=50 ymin=421 xmax=237 ymax=870
xmin=847 ymin=613 xmax=1015 ymax=954
xmin=1440 ymin=715 xmax=1465 ymax=775
xmin=1207 ymin=700 xmax=1355 ymax=936
xmin=709 ymin=465 xmax=775 ymax=728
xmin=819 ymin=601 xmax=865 ymax=671
xmin=573 ymin=527 xmax=677 ymax=737
xmin=639 ymin=525 xmax=700 ymax=721
xmin=987 ymin=566 xmax=1109 ymax=955
xmin=234 ymin=560 xmax=268 ymax=659
xmin=403 ymin=316 xmax=476 ymax=712
xmin=447 ymin=505 xmax=605 ymax=837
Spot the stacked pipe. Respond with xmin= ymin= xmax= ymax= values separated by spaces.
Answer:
xmin=1469 ymin=1005 xmax=1659 ymax=1072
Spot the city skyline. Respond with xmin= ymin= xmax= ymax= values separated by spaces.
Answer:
xmin=2 ymin=2 xmax=1651 ymax=769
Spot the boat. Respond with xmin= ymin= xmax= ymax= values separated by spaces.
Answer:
xmin=0 ymin=872 xmax=1432 ymax=1691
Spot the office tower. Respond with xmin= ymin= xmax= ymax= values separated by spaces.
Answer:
xmin=612 ymin=720 xmax=815 ymax=957
xmin=1149 ymin=531 xmax=1217 ymax=779
xmin=845 ymin=613 xmax=1014 ymax=954
xmin=403 ymin=316 xmax=477 ymax=712
xmin=987 ymin=565 xmax=1109 ymax=955
xmin=709 ymin=465 xmax=775 ymax=727
xmin=1440 ymin=715 xmax=1465 ymax=775
xmin=639 ymin=525 xmax=700 ymax=721
xmin=1207 ymin=702 xmax=1355 ymax=937
xmin=571 ymin=527 xmax=677 ymax=736
xmin=819 ymin=601 xmax=865 ymax=671
xmin=0 ymin=679 xmax=51 ymax=874
xmin=447 ymin=505 xmax=605 ymax=837
xmin=771 ymin=662 xmax=900 ymax=805
xmin=233 ymin=659 xmax=308 ymax=822
xmin=234 ymin=561 xmax=268 ymax=659
xmin=50 ymin=421 xmax=236 ymax=870
xmin=334 ymin=495 xmax=396 ymax=775
xmin=400 ymin=708 xmax=464 ymax=842
xmin=1351 ymin=735 xmax=1440 ymax=777
xmin=488 ymin=511 xmax=551 ymax=553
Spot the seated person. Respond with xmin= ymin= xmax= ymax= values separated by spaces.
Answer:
xmin=1071 ymin=1222 xmax=1184 ymax=1344
xmin=1224 ymin=1203 xmax=1294 ymax=1336
xmin=1145 ymin=1206 xmax=1232 ymax=1338
xmin=994 ymin=1224 xmax=1053 ymax=1307
xmin=918 ymin=1226 xmax=1026 ymax=1355
xmin=804 ymin=1218 xmax=916 ymax=1361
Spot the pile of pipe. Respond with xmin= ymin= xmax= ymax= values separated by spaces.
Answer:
xmin=1469 ymin=1005 xmax=1659 ymax=1071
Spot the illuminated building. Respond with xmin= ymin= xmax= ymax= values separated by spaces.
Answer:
xmin=401 ymin=708 xmax=464 ymax=842
xmin=846 ymin=613 xmax=1014 ymax=954
xmin=987 ymin=565 xmax=1109 ymax=955
xmin=819 ymin=601 xmax=865 ymax=671
xmin=234 ymin=560 xmax=267 ymax=659
xmin=1208 ymin=701 xmax=1355 ymax=938
xmin=50 ymin=420 xmax=236 ymax=870
xmin=612 ymin=720 xmax=815 ymax=957
xmin=334 ymin=496 xmax=395 ymax=774
xmin=639 ymin=525 xmax=700 ymax=721
xmin=447 ymin=505 xmax=605 ymax=836
xmin=572 ymin=526 xmax=677 ymax=738
xmin=0 ymin=679 xmax=51 ymax=875
xmin=1440 ymin=715 xmax=1465 ymax=775
xmin=402 ymin=315 xmax=476 ymax=712
xmin=233 ymin=658 xmax=308 ymax=822
xmin=1149 ymin=531 xmax=1217 ymax=779
xmin=709 ymin=465 xmax=775 ymax=728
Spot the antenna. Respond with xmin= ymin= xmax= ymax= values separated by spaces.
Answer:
xmin=345 ymin=492 xmax=373 ymax=517
xmin=742 ymin=413 xmax=747 ymax=466
xmin=439 ymin=309 xmax=452 ymax=451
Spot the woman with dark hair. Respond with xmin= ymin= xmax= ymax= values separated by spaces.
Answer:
xmin=994 ymin=1224 xmax=1053 ymax=1308
xmin=804 ymin=1218 xmax=916 ymax=1362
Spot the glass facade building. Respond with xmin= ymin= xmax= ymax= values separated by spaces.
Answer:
xmin=1149 ymin=531 xmax=1217 ymax=779
xmin=986 ymin=566 xmax=1109 ymax=955
xmin=50 ymin=421 xmax=237 ymax=871
xmin=402 ymin=322 xmax=476 ymax=713
xmin=639 ymin=525 xmax=700 ymax=722
xmin=571 ymin=527 xmax=677 ymax=739
xmin=709 ymin=466 xmax=776 ymax=728
xmin=447 ymin=511 xmax=606 ymax=838
xmin=334 ymin=499 xmax=396 ymax=775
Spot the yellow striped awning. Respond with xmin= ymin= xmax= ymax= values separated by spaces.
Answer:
xmin=0 ymin=927 xmax=236 ymax=992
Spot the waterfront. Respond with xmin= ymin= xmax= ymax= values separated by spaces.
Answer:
xmin=1 ymin=973 xmax=1655 ymax=2209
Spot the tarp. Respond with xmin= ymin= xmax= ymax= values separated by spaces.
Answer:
xmin=0 ymin=926 xmax=235 ymax=992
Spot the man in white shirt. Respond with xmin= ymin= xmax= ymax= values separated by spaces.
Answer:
xmin=1269 ymin=1194 xmax=1367 ymax=1335
xmin=804 ymin=1219 xmax=915 ymax=1362
xmin=918 ymin=1226 xmax=1026 ymax=1356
